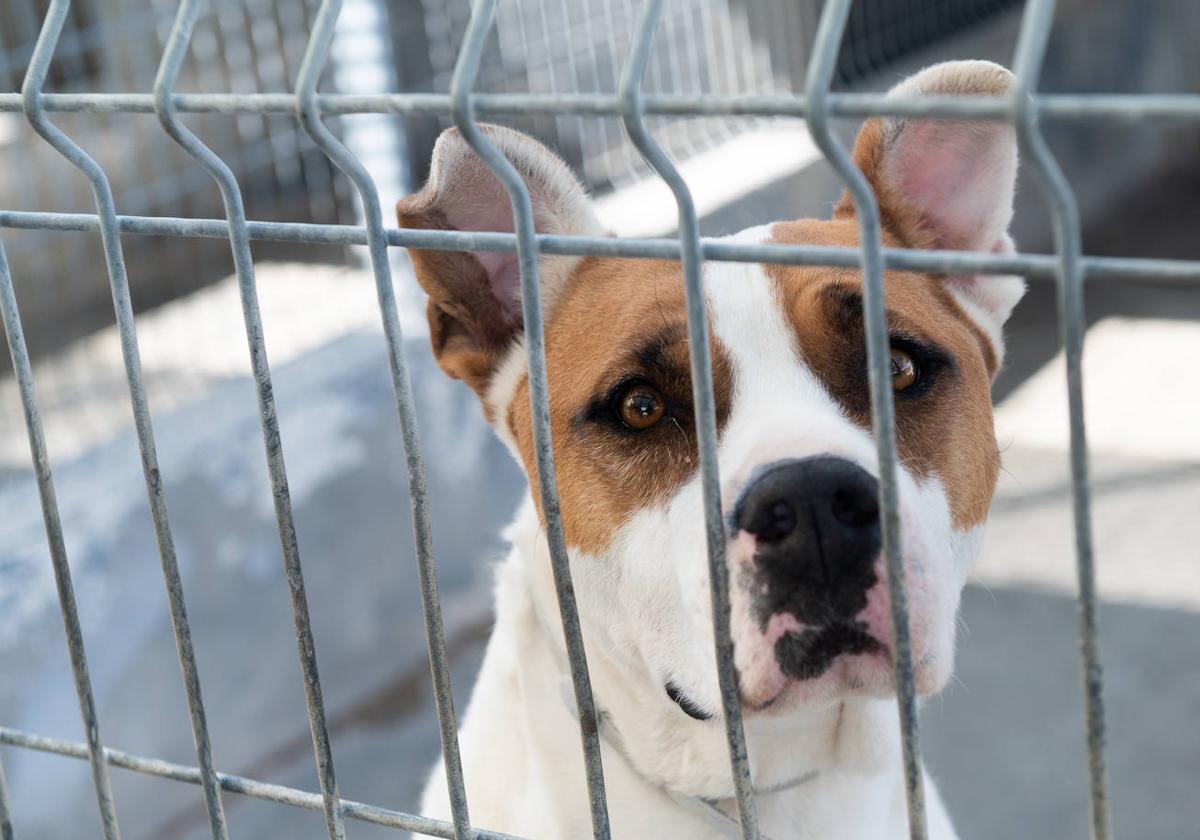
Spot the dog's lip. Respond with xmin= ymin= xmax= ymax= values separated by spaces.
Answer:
xmin=739 ymin=629 xmax=893 ymax=712
xmin=774 ymin=621 xmax=886 ymax=681
xmin=667 ymin=637 xmax=896 ymax=719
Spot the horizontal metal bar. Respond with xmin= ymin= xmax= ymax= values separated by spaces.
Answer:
xmin=3 ymin=210 xmax=1199 ymax=281
xmin=0 ymin=727 xmax=525 ymax=840
xmin=1 ymin=91 xmax=1198 ymax=122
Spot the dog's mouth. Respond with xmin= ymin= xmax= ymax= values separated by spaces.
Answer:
xmin=665 ymin=622 xmax=889 ymax=720
xmin=738 ymin=619 xmax=890 ymax=712
xmin=774 ymin=620 xmax=885 ymax=682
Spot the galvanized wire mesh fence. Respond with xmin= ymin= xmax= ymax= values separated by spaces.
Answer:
xmin=3 ymin=0 xmax=1199 ymax=838
xmin=395 ymin=0 xmax=1021 ymax=194
xmin=0 ymin=0 xmax=354 ymax=370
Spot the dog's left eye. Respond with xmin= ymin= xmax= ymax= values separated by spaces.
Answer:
xmin=617 ymin=383 xmax=666 ymax=430
xmin=890 ymin=348 xmax=920 ymax=392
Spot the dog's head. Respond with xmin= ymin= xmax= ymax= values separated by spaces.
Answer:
xmin=400 ymin=61 xmax=1022 ymax=788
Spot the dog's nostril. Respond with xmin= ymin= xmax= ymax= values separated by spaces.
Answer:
xmin=738 ymin=497 xmax=798 ymax=543
xmin=756 ymin=500 xmax=796 ymax=543
xmin=830 ymin=487 xmax=879 ymax=530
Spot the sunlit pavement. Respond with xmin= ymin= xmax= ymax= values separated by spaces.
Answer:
xmin=928 ymin=316 xmax=1200 ymax=840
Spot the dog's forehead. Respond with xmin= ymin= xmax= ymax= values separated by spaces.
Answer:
xmin=765 ymin=218 xmax=997 ymax=348
xmin=546 ymin=217 xmax=984 ymax=343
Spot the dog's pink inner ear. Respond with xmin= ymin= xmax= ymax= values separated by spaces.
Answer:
xmin=882 ymin=118 xmax=1016 ymax=253
xmin=397 ymin=124 xmax=600 ymax=394
xmin=849 ymin=60 xmax=1018 ymax=254
xmin=433 ymin=169 xmax=527 ymax=323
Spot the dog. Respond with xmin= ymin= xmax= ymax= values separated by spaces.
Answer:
xmin=396 ymin=60 xmax=1024 ymax=839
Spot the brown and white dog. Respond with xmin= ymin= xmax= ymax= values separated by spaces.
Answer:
xmin=397 ymin=60 xmax=1023 ymax=840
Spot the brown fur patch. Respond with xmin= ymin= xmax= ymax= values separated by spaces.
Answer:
xmin=506 ymin=256 xmax=733 ymax=555
xmin=768 ymin=219 xmax=1000 ymax=529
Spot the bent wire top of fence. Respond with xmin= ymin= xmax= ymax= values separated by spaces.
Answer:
xmin=3 ymin=0 xmax=1196 ymax=838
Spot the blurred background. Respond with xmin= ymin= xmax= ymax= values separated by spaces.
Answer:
xmin=1 ymin=0 xmax=1198 ymax=838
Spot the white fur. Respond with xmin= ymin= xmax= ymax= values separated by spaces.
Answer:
xmin=422 ymin=498 xmax=960 ymax=839
xmin=484 ymin=336 xmax=530 ymax=458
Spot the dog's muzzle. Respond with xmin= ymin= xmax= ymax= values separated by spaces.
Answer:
xmin=732 ymin=456 xmax=881 ymax=626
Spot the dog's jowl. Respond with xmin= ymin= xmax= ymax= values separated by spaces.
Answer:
xmin=398 ymin=60 xmax=1023 ymax=839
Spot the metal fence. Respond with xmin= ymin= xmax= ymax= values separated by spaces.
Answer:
xmin=0 ymin=0 xmax=359 ymax=370
xmin=393 ymin=0 xmax=1022 ymax=199
xmin=3 ymin=0 xmax=1200 ymax=838
xmin=395 ymin=0 xmax=1021 ymax=195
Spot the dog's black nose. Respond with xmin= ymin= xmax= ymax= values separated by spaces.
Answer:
xmin=733 ymin=457 xmax=881 ymax=597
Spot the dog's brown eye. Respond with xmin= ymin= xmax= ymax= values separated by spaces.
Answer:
xmin=618 ymin=384 xmax=666 ymax=430
xmin=890 ymin=348 xmax=919 ymax=391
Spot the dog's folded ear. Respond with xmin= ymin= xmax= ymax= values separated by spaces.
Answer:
xmin=841 ymin=60 xmax=1026 ymax=349
xmin=397 ymin=125 xmax=601 ymax=394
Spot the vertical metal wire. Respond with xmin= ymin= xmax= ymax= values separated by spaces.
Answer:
xmin=294 ymin=2 xmax=472 ymax=838
xmin=449 ymin=1 xmax=612 ymax=837
xmin=1011 ymin=3 xmax=1112 ymax=838
xmin=0 ymin=749 xmax=11 ymax=840
xmin=803 ymin=2 xmax=927 ymax=838
xmin=1 ymin=5 xmax=255 ymax=838
xmin=14 ymin=5 xmax=151 ymax=838
xmin=152 ymin=2 xmax=346 ymax=838
xmin=1 ymin=234 xmax=120 ymax=840
xmin=618 ymin=2 xmax=758 ymax=838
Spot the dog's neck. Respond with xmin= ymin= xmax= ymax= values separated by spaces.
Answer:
xmin=496 ymin=497 xmax=911 ymax=839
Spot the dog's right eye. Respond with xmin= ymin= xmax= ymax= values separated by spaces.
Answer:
xmin=617 ymin=383 xmax=666 ymax=430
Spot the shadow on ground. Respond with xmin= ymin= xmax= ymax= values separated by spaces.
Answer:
xmin=926 ymin=586 xmax=1200 ymax=840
